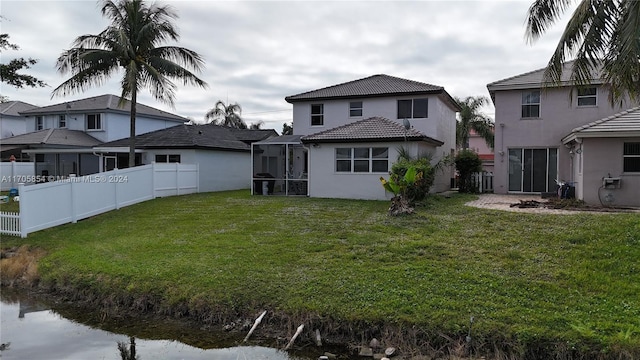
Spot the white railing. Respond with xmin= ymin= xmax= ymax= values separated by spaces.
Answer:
xmin=0 ymin=211 xmax=20 ymax=237
xmin=2 ymin=162 xmax=198 ymax=238
xmin=0 ymin=162 xmax=35 ymax=191
xmin=471 ymin=171 xmax=494 ymax=193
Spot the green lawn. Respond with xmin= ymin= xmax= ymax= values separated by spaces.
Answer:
xmin=3 ymin=190 xmax=639 ymax=357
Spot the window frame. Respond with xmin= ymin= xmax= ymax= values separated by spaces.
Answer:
xmin=35 ymin=116 xmax=44 ymax=131
xmin=623 ymin=142 xmax=640 ymax=173
xmin=521 ymin=90 xmax=541 ymax=118
xmin=335 ymin=147 xmax=389 ymax=173
xmin=349 ymin=101 xmax=363 ymax=117
xmin=577 ymin=87 xmax=597 ymax=107
xmin=397 ymin=98 xmax=428 ymax=119
xmin=155 ymin=154 xmax=181 ymax=163
xmin=58 ymin=115 xmax=67 ymax=128
xmin=311 ymin=104 xmax=324 ymax=126
xmin=86 ymin=113 xmax=103 ymax=131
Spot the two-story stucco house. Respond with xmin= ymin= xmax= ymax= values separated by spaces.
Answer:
xmin=251 ymin=74 xmax=460 ymax=200
xmin=0 ymin=101 xmax=38 ymax=141
xmin=487 ymin=62 xmax=640 ymax=207
xmin=2 ymin=94 xmax=187 ymax=177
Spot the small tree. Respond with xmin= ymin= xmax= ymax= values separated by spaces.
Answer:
xmin=455 ymin=150 xmax=482 ymax=193
xmin=380 ymin=166 xmax=423 ymax=216
xmin=282 ymin=122 xmax=293 ymax=135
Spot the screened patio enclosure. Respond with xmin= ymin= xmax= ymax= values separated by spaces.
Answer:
xmin=251 ymin=135 xmax=308 ymax=196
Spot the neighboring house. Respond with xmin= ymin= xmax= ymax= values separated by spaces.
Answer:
xmin=467 ymin=129 xmax=494 ymax=173
xmin=487 ymin=62 xmax=640 ymax=207
xmin=3 ymin=94 xmax=187 ymax=177
xmin=95 ymin=124 xmax=277 ymax=192
xmin=251 ymin=74 xmax=460 ymax=200
xmin=0 ymin=101 xmax=37 ymax=140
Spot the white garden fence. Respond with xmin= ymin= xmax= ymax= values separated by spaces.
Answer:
xmin=0 ymin=163 xmax=198 ymax=238
xmin=0 ymin=162 xmax=35 ymax=191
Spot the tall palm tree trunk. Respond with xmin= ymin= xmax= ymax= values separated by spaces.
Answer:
xmin=129 ymin=90 xmax=137 ymax=168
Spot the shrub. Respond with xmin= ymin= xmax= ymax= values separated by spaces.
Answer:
xmin=455 ymin=149 xmax=482 ymax=193
xmin=391 ymin=156 xmax=435 ymax=203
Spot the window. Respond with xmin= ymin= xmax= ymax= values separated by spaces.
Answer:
xmin=87 ymin=114 xmax=102 ymax=130
xmin=521 ymin=90 xmax=540 ymax=118
xmin=311 ymin=104 xmax=324 ymax=126
xmin=623 ymin=142 xmax=640 ymax=172
xmin=36 ymin=116 xmax=44 ymax=130
xmin=335 ymin=147 xmax=388 ymax=173
xmin=155 ymin=154 xmax=181 ymax=163
xmin=349 ymin=101 xmax=363 ymax=117
xmin=58 ymin=115 xmax=66 ymax=128
xmin=577 ymin=87 xmax=597 ymax=106
xmin=397 ymin=98 xmax=428 ymax=119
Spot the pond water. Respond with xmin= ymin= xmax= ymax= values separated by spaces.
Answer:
xmin=0 ymin=289 xmax=347 ymax=360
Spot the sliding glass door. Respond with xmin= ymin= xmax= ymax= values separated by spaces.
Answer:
xmin=508 ymin=148 xmax=557 ymax=193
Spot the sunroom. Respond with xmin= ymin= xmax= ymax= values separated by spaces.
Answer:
xmin=250 ymin=135 xmax=308 ymax=196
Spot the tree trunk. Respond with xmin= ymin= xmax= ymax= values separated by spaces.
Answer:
xmin=388 ymin=195 xmax=414 ymax=216
xmin=128 ymin=91 xmax=137 ymax=168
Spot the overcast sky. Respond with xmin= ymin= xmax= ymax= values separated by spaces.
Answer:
xmin=1 ymin=0 xmax=575 ymax=132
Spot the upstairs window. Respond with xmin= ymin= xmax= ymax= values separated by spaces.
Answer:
xmin=311 ymin=104 xmax=324 ymax=126
xmin=577 ymin=87 xmax=597 ymax=106
xmin=349 ymin=101 xmax=363 ymax=117
xmin=397 ymin=98 xmax=428 ymax=119
xmin=87 ymin=114 xmax=102 ymax=130
xmin=59 ymin=115 xmax=66 ymax=128
xmin=623 ymin=142 xmax=640 ymax=172
xmin=36 ymin=116 xmax=44 ymax=130
xmin=521 ymin=90 xmax=540 ymax=118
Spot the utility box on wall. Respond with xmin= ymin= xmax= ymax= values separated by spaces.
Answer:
xmin=602 ymin=177 xmax=621 ymax=189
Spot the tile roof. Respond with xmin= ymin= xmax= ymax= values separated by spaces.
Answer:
xmin=0 ymin=101 xmax=37 ymax=117
xmin=98 ymin=124 xmax=263 ymax=151
xmin=285 ymin=74 xmax=446 ymax=102
xmin=487 ymin=60 xmax=605 ymax=92
xmin=19 ymin=94 xmax=188 ymax=122
xmin=563 ymin=106 xmax=640 ymax=142
xmin=301 ymin=117 xmax=444 ymax=145
xmin=226 ymin=128 xmax=278 ymax=143
xmin=0 ymin=128 xmax=102 ymax=147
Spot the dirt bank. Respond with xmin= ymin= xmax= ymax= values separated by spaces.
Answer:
xmin=1 ymin=246 xmax=636 ymax=360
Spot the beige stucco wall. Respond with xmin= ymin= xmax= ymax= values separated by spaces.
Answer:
xmin=579 ymin=137 xmax=640 ymax=207
xmin=492 ymin=85 xmax=633 ymax=194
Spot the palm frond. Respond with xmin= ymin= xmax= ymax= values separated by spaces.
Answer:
xmin=525 ymin=0 xmax=576 ymax=43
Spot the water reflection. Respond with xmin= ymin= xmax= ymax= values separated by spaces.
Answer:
xmin=0 ymin=289 xmax=326 ymax=360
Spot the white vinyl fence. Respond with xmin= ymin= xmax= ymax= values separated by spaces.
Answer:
xmin=0 ymin=163 xmax=198 ymax=238
xmin=471 ymin=171 xmax=494 ymax=193
xmin=0 ymin=162 xmax=35 ymax=191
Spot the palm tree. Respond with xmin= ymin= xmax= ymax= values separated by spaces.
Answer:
xmin=525 ymin=0 xmax=640 ymax=103
xmin=455 ymin=96 xmax=494 ymax=150
xmin=205 ymin=100 xmax=247 ymax=129
xmin=53 ymin=0 xmax=207 ymax=167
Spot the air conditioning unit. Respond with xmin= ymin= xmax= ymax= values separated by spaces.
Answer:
xmin=602 ymin=177 xmax=621 ymax=189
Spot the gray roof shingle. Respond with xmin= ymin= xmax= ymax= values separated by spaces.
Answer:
xmin=563 ymin=106 xmax=640 ymax=142
xmin=1 ymin=128 xmax=102 ymax=147
xmin=286 ymin=74 xmax=448 ymax=102
xmin=487 ymin=60 xmax=605 ymax=92
xmin=300 ymin=117 xmax=443 ymax=145
xmin=19 ymin=94 xmax=188 ymax=122
xmin=98 ymin=124 xmax=271 ymax=151
xmin=0 ymin=101 xmax=37 ymax=117
xmin=226 ymin=128 xmax=278 ymax=143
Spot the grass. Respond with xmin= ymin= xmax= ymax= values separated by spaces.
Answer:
xmin=2 ymin=190 xmax=639 ymax=357
xmin=0 ymin=191 xmax=20 ymax=213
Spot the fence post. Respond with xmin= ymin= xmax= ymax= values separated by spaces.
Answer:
xmin=70 ymin=177 xmax=77 ymax=223
xmin=175 ymin=162 xmax=180 ymax=196
xmin=151 ymin=162 xmax=157 ymax=199
xmin=196 ymin=162 xmax=200 ymax=193
xmin=18 ymin=183 xmax=27 ymax=238
xmin=114 ymin=168 xmax=120 ymax=210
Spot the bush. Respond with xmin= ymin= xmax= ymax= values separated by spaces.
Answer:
xmin=455 ymin=150 xmax=482 ymax=193
xmin=391 ymin=157 xmax=435 ymax=203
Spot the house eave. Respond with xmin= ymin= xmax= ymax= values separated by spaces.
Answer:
xmin=562 ymin=131 xmax=640 ymax=144
xmin=301 ymin=137 xmax=444 ymax=146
